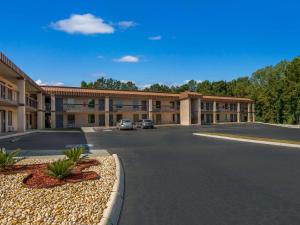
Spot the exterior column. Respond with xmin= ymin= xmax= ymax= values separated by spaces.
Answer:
xmin=105 ymin=96 xmax=110 ymax=127
xmin=237 ymin=102 xmax=241 ymax=123
xmin=148 ymin=99 xmax=153 ymax=121
xmin=17 ymin=79 xmax=26 ymax=132
xmin=213 ymin=101 xmax=217 ymax=124
xmin=198 ymin=98 xmax=202 ymax=125
xmin=247 ymin=103 xmax=252 ymax=122
xmin=5 ymin=110 xmax=9 ymax=132
xmin=50 ymin=94 xmax=56 ymax=128
xmin=180 ymin=98 xmax=191 ymax=125
xmin=37 ymin=92 xmax=44 ymax=129
xmin=252 ymin=103 xmax=256 ymax=122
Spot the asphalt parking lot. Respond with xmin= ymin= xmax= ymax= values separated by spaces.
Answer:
xmin=1 ymin=124 xmax=300 ymax=224
xmin=199 ymin=123 xmax=300 ymax=141
xmin=86 ymin=124 xmax=300 ymax=225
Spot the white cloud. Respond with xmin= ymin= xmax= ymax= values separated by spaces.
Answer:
xmin=35 ymin=79 xmax=64 ymax=86
xmin=148 ymin=35 xmax=162 ymax=41
xmin=51 ymin=13 xmax=114 ymax=35
xmin=118 ymin=21 xmax=137 ymax=29
xmin=184 ymin=79 xmax=203 ymax=84
xmin=114 ymin=55 xmax=139 ymax=63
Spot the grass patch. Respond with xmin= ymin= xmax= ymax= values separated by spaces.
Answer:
xmin=200 ymin=132 xmax=300 ymax=145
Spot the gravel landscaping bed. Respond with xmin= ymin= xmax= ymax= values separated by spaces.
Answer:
xmin=0 ymin=155 xmax=116 ymax=225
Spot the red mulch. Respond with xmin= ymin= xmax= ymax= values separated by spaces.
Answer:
xmin=0 ymin=159 xmax=101 ymax=189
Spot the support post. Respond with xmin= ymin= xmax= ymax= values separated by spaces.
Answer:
xmin=148 ymin=99 xmax=153 ymax=120
xmin=105 ymin=96 xmax=110 ymax=127
xmin=247 ymin=103 xmax=252 ymax=122
xmin=17 ymin=79 xmax=26 ymax=132
xmin=237 ymin=102 xmax=241 ymax=123
xmin=50 ymin=94 xmax=56 ymax=128
xmin=252 ymin=103 xmax=256 ymax=122
xmin=198 ymin=98 xmax=202 ymax=125
xmin=213 ymin=101 xmax=217 ymax=124
xmin=37 ymin=92 xmax=44 ymax=129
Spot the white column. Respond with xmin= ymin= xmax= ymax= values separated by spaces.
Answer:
xmin=252 ymin=103 xmax=256 ymax=122
xmin=247 ymin=103 xmax=252 ymax=122
xmin=17 ymin=79 xmax=26 ymax=132
xmin=213 ymin=101 xmax=217 ymax=124
xmin=105 ymin=96 xmax=110 ymax=127
xmin=237 ymin=102 xmax=241 ymax=123
xmin=37 ymin=92 xmax=44 ymax=129
xmin=148 ymin=99 xmax=153 ymax=120
xmin=198 ymin=98 xmax=202 ymax=125
xmin=5 ymin=110 xmax=9 ymax=132
xmin=50 ymin=94 xmax=56 ymax=128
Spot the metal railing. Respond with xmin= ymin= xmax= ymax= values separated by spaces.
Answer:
xmin=152 ymin=105 xmax=179 ymax=112
xmin=63 ymin=104 xmax=100 ymax=112
xmin=110 ymin=105 xmax=148 ymax=112
xmin=26 ymin=96 xmax=37 ymax=109
xmin=0 ymin=84 xmax=19 ymax=105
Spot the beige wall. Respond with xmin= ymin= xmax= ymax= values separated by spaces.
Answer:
xmin=180 ymin=98 xmax=191 ymax=125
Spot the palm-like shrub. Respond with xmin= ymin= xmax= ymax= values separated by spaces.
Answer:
xmin=0 ymin=148 xmax=20 ymax=170
xmin=64 ymin=147 xmax=87 ymax=163
xmin=47 ymin=159 xmax=74 ymax=179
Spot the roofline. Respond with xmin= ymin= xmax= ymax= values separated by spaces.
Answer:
xmin=40 ymin=85 xmax=180 ymax=96
xmin=0 ymin=52 xmax=43 ymax=92
xmin=41 ymin=85 xmax=253 ymax=102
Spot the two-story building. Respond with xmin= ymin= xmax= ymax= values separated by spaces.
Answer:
xmin=0 ymin=52 xmax=255 ymax=134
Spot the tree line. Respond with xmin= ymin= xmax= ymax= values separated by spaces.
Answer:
xmin=81 ymin=56 xmax=300 ymax=124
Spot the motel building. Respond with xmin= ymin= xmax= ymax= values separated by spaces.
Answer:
xmin=0 ymin=52 xmax=255 ymax=134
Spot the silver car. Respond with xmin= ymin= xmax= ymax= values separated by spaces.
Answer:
xmin=117 ymin=119 xmax=134 ymax=130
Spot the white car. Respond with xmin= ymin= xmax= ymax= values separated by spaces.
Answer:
xmin=117 ymin=119 xmax=134 ymax=130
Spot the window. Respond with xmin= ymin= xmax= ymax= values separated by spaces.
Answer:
xmin=216 ymin=114 xmax=220 ymax=122
xmin=141 ymin=101 xmax=147 ymax=111
xmin=116 ymin=100 xmax=123 ymax=109
xmin=156 ymin=101 xmax=161 ymax=109
xmin=172 ymin=114 xmax=175 ymax=122
xmin=99 ymin=98 xmax=105 ymax=111
xmin=67 ymin=98 xmax=75 ymax=104
xmin=88 ymin=114 xmax=95 ymax=123
xmin=88 ymin=99 xmax=95 ymax=108
xmin=133 ymin=100 xmax=139 ymax=109
xmin=170 ymin=101 xmax=175 ymax=109
xmin=8 ymin=111 xmax=12 ymax=126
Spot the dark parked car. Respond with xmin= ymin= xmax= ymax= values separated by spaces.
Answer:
xmin=136 ymin=119 xmax=154 ymax=129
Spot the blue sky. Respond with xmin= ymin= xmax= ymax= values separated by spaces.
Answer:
xmin=0 ymin=0 xmax=300 ymax=88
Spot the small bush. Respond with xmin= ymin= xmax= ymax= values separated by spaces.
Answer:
xmin=64 ymin=147 xmax=87 ymax=163
xmin=47 ymin=159 xmax=74 ymax=179
xmin=0 ymin=148 xmax=20 ymax=170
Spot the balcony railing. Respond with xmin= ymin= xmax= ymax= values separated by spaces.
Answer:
xmin=0 ymin=84 xmax=19 ymax=105
xmin=26 ymin=96 xmax=37 ymax=109
xmin=152 ymin=105 xmax=179 ymax=112
xmin=110 ymin=105 xmax=148 ymax=112
xmin=63 ymin=104 xmax=100 ymax=112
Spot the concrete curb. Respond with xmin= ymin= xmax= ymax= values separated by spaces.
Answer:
xmin=193 ymin=133 xmax=300 ymax=149
xmin=255 ymin=122 xmax=300 ymax=129
xmin=99 ymin=154 xmax=124 ymax=225
xmin=0 ymin=130 xmax=38 ymax=140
